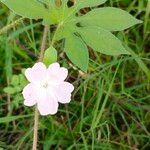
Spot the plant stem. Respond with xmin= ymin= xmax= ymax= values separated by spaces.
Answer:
xmin=39 ymin=25 xmax=49 ymax=62
xmin=32 ymin=107 xmax=39 ymax=150
xmin=32 ymin=25 xmax=49 ymax=150
xmin=51 ymin=23 xmax=61 ymax=46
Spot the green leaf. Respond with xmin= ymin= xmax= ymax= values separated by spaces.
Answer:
xmin=79 ymin=7 xmax=142 ymax=31
xmin=3 ymin=87 xmax=17 ymax=94
xmin=78 ymin=27 xmax=130 ymax=56
xmin=0 ymin=0 xmax=49 ymax=19
xmin=19 ymin=74 xmax=28 ymax=86
xmin=65 ymin=34 xmax=89 ymax=71
xmin=11 ymin=75 xmax=19 ymax=86
xmin=43 ymin=46 xmax=57 ymax=66
xmin=76 ymin=0 xmax=107 ymax=9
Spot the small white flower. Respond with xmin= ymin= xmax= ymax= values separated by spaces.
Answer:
xmin=22 ymin=62 xmax=74 ymax=116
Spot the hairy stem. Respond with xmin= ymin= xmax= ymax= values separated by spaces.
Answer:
xmin=32 ymin=107 xmax=39 ymax=150
xmin=51 ymin=23 xmax=62 ymax=46
xmin=39 ymin=25 xmax=49 ymax=62
xmin=32 ymin=25 xmax=49 ymax=150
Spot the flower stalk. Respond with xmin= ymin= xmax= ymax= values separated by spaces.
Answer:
xmin=32 ymin=25 xmax=49 ymax=150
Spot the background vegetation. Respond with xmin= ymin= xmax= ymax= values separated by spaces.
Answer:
xmin=0 ymin=0 xmax=150 ymax=149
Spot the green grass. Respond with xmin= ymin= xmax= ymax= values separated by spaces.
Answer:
xmin=0 ymin=0 xmax=150 ymax=149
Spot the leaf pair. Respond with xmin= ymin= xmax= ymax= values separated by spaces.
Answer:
xmin=0 ymin=0 xmax=142 ymax=71
xmin=57 ymin=1 xmax=142 ymax=71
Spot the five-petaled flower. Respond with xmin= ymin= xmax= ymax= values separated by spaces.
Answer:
xmin=22 ymin=62 xmax=74 ymax=116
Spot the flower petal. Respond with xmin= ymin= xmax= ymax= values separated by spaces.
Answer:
xmin=48 ymin=62 xmax=60 ymax=72
xmin=59 ymin=68 xmax=68 ymax=81
xmin=55 ymin=82 xmax=74 ymax=104
xmin=25 ymin=62 xmax=47 ymax=84
xmin=22 ymin=84 xmax=37 ymax=107
xmin=47 ymin=63 xmax=68 ymax=82
xmin=37 ymin=93 xmax=59 ymax=116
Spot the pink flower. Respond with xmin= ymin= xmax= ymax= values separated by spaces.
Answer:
xmin=22 ymin=62 xmax=74 ymax=116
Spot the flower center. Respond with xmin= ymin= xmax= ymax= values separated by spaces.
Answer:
xmin=42 ymin=82 xmax=48 ymax=88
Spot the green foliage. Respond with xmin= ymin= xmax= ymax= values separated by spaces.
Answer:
xmin=78 ymin=7 xmax=142 ymax=31
xmin=0 ymin=0 xmax=49 ymax=19
xmin=0 ymin=0 xmax=150 ymax=149
xmin=4 ymin=73 xmax=27 ymax=95
xmin=43 ymin=46 xmax=57 ymax=66
xmin=78 ymin=26 xmax=130 ymax=55
xmin=0 ymin=0 xmax=142 ymax=71
xmin=0 ymin=115 xmax=33 ymax=123
xmin=3 ymin=72 xmax=28 ymax=108
xmin=65 ymin=34 xmax=89 ymax=71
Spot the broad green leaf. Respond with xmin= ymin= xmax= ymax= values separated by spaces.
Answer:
xmin=78 ymin=27 xmax=130 ymax=56
xmin=0 ymin=0 xmax=49 ymax=19
xmin=43 ymin=46 xmax=57 ymax=66
xmin=76 ymin=0 xmax=107 ymax=9
xmin=65 ymin=34 xmax=89 ymax=71
xmin=79 ymin=7 xmax=142 ymax=31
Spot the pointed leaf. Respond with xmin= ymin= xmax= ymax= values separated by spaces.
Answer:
xmin=79 ymin=7 xmax=142 ymax=31
xmin=65 ymin=34 xmax=89 ymax=71
xmin=43 ymin=46 xmax=57 ymax=66
xmin=78 ymin=27 xmax=130 ymax=56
